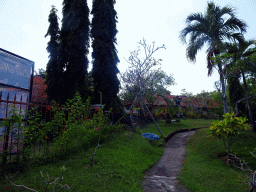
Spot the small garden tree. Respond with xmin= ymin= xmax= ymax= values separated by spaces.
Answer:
xmin=119 ymin=38 xmax=167 ymax=136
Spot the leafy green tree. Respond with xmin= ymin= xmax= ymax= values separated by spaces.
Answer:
xmin=180 ymin=2 xmax=247 ymax=114
xmin=58 ymin=0 xmax=91 ymax=106
xmin=209 ymin=90 xmax=225 ymax=120
xmin=119 ymin=69 xmax=175 ymax=113
xmin=44 ymin=5 xmax=63 ymax=105
xmin=195 ymin=90 xmax=215 ymax=117
xmin=241 ymin=45 xmax=256 ymax=125
xmin=244 ymin=75 xmax=256 ymax=124
xmin=183 ymin=89 xmax=225 ymax=119
xmin=179 ymin=89 xmax=211 ymax=117
xmin=34 ymin=68 xmax=47 ymax=79
xmin=145 ymin=70 xmax=175 ymax=111
xmin=214 ymin=40 xmax=256 ymax=130
xmin=228 ymin=41 xmax=255 ymax=124
xmin=118 ymin=84 xmax=141 ymax=108
xmin=91 ymin=0 xmax=124 ymax=121
xmin=119 ymin=38 xmax=165 ymax=135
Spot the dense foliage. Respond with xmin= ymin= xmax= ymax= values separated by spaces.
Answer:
xmin=57 ymin=0 xmax=91 ymax=106
xmin=44 ymin=6 xmax=63 ymax=105
xmin=90 ymin=0 xmax=124 ymax=123
xmin=208 ymin=112 xmax=250 ymax=154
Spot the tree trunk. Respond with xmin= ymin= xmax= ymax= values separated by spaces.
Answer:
xmin=218 ymin=64 xmax=230 ymax=114
xmin=241 ymin=70 xmax=255 ymax=132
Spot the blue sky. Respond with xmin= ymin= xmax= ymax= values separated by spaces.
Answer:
xmin=0 ymin=0 xmax=255 ymax=96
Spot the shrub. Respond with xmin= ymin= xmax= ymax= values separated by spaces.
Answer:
xmin=208 ymin=112 xmax=251 ymax=154
xmin=196 ymin=111 xmax=209 ymax=119
xmin=187 ymin=112 xmax=198 ymax=119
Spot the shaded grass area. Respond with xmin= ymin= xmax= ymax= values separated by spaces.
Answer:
xmin=178 ymin=128 xmax=256 ymax=192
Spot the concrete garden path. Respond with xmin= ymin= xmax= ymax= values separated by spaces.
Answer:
xmin=142 ymin=130 xmax=196 ymax=192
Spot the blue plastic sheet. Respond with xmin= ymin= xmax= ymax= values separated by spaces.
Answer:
xmin=141 ymin=133 xmax=159 ymax=140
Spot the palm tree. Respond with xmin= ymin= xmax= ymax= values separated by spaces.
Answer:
xmin=222 ymin=39 xmax=256 ymax=131
xmin=180 ymin=2 xmax=247 ymax=114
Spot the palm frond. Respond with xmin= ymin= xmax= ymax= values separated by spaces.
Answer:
xmin=239 ymin=39 xmax=256 ymax=55
xmin=180 ymin=18 xmax=207 ymax=44
xmin=190 ymin=27 xmax=208 ymax=43
xmin=218 ymin=6 xmax=235 ymax=18
xmin=243 ymin=48 xmax=256 ymax=57
xmin=221 ymin=32 xmax=245 ymax=45
xmin=185 ymin=13 xmax=205 ymax=24
xmin=223 ymin=17 xmax=247 ymax=33
xmin=186 ymin=37 xmax=207 ymax=62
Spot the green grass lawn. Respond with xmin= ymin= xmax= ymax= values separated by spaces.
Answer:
xmin=178 ymin=127 xmax=256 ymax=192
xmin=0 ymin=118 xmax=255 ymax=191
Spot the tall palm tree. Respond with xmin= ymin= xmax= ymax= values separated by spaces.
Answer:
xmin=180 ymin=2 xmax=247 ymax=114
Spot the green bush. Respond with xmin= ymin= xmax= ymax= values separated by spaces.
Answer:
xmin=47 ymin=106 xmax=126 ymax=158
xmin=14 ymin=93 xmax=125 ymax=162
xmin=208 ymin=112 xmax=251 ymax=154
xmin=197 ymin=111 xmax=209 ymax=119
xmin=187 ymin=112 xmax=198 ymax=119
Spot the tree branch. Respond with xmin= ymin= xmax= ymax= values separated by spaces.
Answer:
xmin=234 ymin=94 xmax=256 ymax=117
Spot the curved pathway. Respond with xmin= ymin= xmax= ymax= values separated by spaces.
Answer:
xmin=142 ymin=131 xmax=196 ymax=192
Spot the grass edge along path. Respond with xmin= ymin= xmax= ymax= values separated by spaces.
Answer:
xmin=178 ymin=128 xmax=256 ymax=192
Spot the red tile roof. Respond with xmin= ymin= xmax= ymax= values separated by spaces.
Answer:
xmin=121 ymin=93 xmax=220 ymax=109
xmin=31 ymin=77 xmax=220 ymax=109
xmin=32 ymin=76 xmax=48 ymax=104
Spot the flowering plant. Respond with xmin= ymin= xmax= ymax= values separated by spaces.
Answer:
xmin=132 ymin=122 xmax=137 ymax=126
xmin=0 ymin=92 xmax=92 ymax=161
xmin=42 ymin=93 xmax=93 ymax=154
xmin=50 ymin=100 xmax=114 ymax=155
xmin=1 ymin=91 xmax=125 ymax=163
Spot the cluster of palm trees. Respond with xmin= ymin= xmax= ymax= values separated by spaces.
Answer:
xmin=180 ymin=2 xmax=256 ymax=131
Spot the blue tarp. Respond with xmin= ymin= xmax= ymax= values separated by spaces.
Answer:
xmin=141 ymin=133 xmax=159 ymax=140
